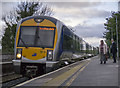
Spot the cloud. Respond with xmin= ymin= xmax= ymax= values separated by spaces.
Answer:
xmin=80 ymin=9 xmax=111 ymax=18
xmin=83 ymin=37 xmax=105 ymax=47
xmin=118 ymin=1 xmax=120 ymax=11
xmin=47 ymin=2 xmax=101 ymax=9
xmin=74 ymin=23 xmax=105 ymax=38
xmin=0 ymin=20 xmax=5 ymax=36
xmin=2 ymin=2 xmax=17 ymax=16
xmin=48 ymin=2 xmax=111 ymax=18
xmin=52 ymin=5 xmax=111 ymax=18
xmin=48 ymin=2 xmax=111 ymax=27
xmin=52 ymin=9 xmax=110 ymax=27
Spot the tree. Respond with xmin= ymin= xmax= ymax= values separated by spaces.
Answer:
xmin=2 ymin=1 xmax=53 ymax=54
xmin=104 ymin=11 xmax=120 ymax=57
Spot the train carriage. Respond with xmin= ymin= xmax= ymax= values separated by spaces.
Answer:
xmin=12 ymin=16 xmax=97 ymax=76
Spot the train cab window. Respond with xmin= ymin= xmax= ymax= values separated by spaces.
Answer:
xmin=18 ymin=26 xmax=55 ymax=48
xmin=18 ymin=27 xmax=36 ymax=47
xmin=37 ymin=27 xmax=55 ymax=48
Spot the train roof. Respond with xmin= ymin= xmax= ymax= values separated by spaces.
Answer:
xmin=21 ymin=16 xmax=58 ymax=25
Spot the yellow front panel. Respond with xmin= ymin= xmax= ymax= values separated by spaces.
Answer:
xmin=22 ymin=48 xmax=47 ymax=60
xmin=21 ymin=19 xmax=37 ymax=26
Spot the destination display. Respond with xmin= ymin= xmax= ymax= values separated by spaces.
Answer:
xmin=39 ymin=27 xmax=55 ymax=30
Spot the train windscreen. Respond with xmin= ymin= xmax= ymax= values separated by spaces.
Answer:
xmin=18 ymin=26 xmax=55 ymax=48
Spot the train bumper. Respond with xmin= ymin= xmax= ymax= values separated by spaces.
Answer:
xmin=12 ymin=60 xmax=21 ymax=74
xmin=46 ymin=61 xmax=59 ymax=72
xmin=46 ymin=61 xmax=58 ymax=67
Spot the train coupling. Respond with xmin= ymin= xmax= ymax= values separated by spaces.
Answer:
xmin=26 ymin=66 xmax=38 ymax=78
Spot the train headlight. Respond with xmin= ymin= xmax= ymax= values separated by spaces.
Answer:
xmin=16 ymin=49 xmax=22 ymax=59
xmin=17 ymin=53 xmax=22 ymax=58
xmin=47 ymin=50 xmax=53 ymax=61
xmin=48 ymin=51 xmax=52 ymax=55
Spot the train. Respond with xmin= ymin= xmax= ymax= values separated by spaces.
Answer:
xmin=12 ymin=16 xmax=98 ymax=76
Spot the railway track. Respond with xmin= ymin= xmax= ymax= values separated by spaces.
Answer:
xmin=1 ymin=72 xmax=22 ymax=83
xmin=2 ymin=76 xmax=29 ymax=87
xmin=0 ymin=71 xmax=27 ymax=87
xmin=0 ymin=55 xmax=29 ymax=87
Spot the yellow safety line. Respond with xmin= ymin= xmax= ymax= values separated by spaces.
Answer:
xmin=43 ymin=60 xmax=91 ymax=86
xmin=65 ymin=60 xmax=91 ymax=87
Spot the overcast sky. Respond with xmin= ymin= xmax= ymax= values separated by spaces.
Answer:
xmin=0 ymin=0 xmax=119 ymax=49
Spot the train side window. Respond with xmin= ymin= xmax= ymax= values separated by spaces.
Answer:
xmin=63 ymin=34 xmax=73 ymax=51
xmin=80 ymin=39 xmax=83 ymax=52
xmin=62 ymin=25 xmax=73 ymax=51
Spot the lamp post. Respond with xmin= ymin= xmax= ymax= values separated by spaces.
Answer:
xmin=116 ymin=15 xmax=119 ymax=60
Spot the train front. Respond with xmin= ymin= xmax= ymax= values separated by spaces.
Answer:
xmin=12 ymin=16 xmax=58 ymax=76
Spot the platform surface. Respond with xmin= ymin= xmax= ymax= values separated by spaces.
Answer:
xmin=15 ymin=56 xmax=119 ymax=88
xmin=69 ymin=57 xmax=118 ymax=86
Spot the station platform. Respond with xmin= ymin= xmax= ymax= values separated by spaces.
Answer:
xmin=15 ymin=56 xmax=119 ymax=88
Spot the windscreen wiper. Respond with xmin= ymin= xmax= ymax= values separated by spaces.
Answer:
xmin=20 ymin=38 xmax=28 ymax=48
xmin=36 ymin=36 xmax=44 ymax=49
xmin=34 ymin=27 xmax=44 ymax=49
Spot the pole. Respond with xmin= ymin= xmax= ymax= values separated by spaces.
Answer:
xmin=116 ymin=15 xmax=119 ymax=60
